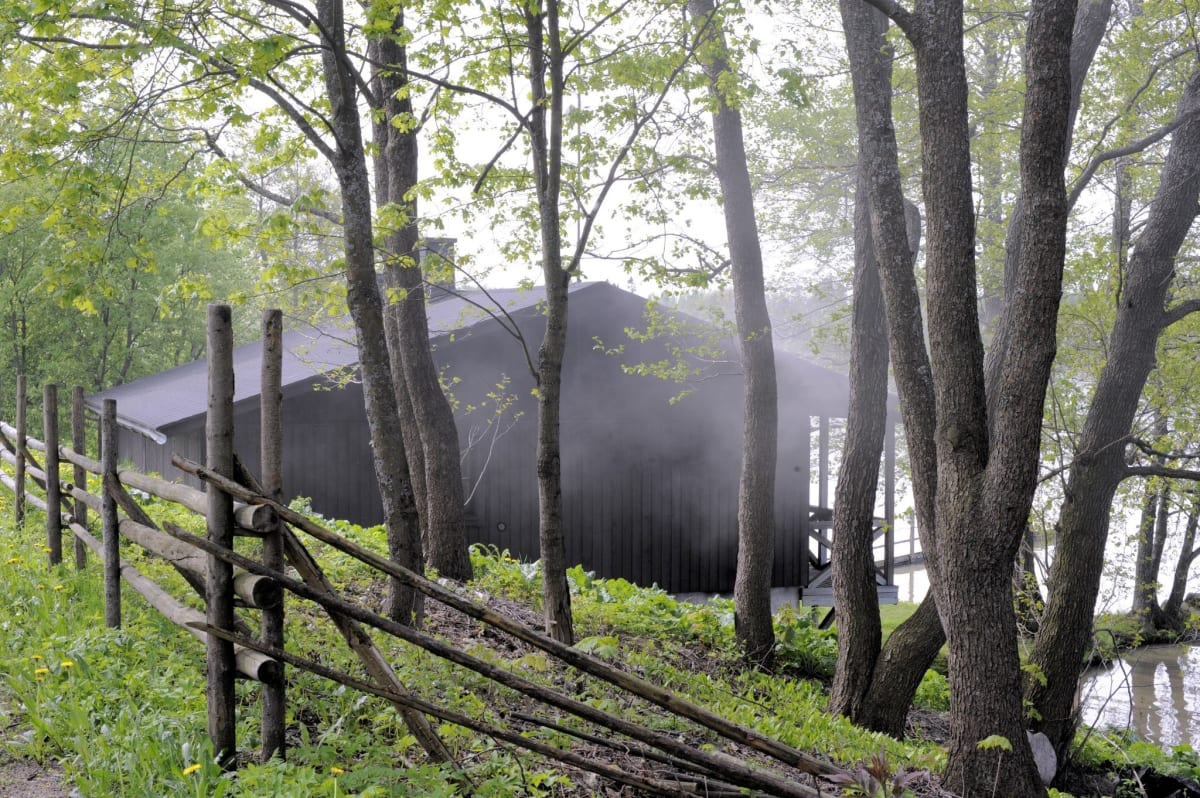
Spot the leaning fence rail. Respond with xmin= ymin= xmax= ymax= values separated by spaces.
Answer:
xmin=0 ymin=303 xmax=851 ymax=797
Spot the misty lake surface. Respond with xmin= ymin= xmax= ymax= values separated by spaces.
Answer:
xmin=1078 ymin=644 xmax=1200 ymax=748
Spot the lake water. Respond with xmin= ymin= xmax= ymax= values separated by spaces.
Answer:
xmin=1078 ymin=644 xmax=1200 ymax=748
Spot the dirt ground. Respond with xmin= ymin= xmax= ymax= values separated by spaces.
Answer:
xmin=0 ymin=751 xmax=69 ymax=798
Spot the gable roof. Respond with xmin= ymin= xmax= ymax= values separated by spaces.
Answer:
xmin=87 ymin=281 xmax=885 ymax=440
xmin=85 ymin=284 xmax=575 ymax=440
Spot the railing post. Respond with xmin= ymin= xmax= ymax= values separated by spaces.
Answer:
xmin=15 ymin=374 xmax=26 ymax=526
xmin=71 ymin=387 xmax=88 ymax=569
xmin=206 ymin=304 xmax=237 ymax=766
xmin=102 ymin=399 xmax=120 ymax=628
xmin=260 ymin=308 xmax=286 ymax=762
xmin=44 ymin=384 xmax=61 ymax=566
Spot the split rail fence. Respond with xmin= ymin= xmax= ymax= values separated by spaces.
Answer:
xmin=0 ymin=305 xmax=849 ymax=798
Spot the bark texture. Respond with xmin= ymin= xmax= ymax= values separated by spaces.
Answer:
xmin=316 ymin=0 xmax=423 ymax=623
xmin=526 ymin=0 xmax=575 ymax=644
xmin=373 ymin=25 xmax=472 ymax=582
xmin=827 ymin=108 xmax=889 ymax=717
xmin=1027 ymin=66 xmax=1200 ymax=756
xmin=690 ymin=0 xmax=778 ymax=663
xmin=838 ymin=0 xmax=945 ymax=737
xmin=853 ymin=0 xmax=1077 ymax=791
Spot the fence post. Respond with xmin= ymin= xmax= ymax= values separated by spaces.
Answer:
xmin=15 ymin=374 xmax=25 ymax=526
xmin=43 ymin=384 xmax=61 ymax=566
xmin=102 ymin=399 xmax=120 ymax=628
xmin=206 ymin=304 xmax=237 ymax=766
xmin=71 ymin=387 xmax=88 ymax=569
xmin=260 ymin=308 xmax=286 ymax=762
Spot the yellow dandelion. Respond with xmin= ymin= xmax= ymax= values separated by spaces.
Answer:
xmin=5 ymin=557 xmax=19 ymax=564
xmin=59 ymin=660 xmax=74 ymax=669
xmin=52 ymin=585 xmax=63 ymax=591
xmin=42 ymin=546 xmax=51 ymax=553
xmin=35 ymin=584 xmax=44 ymax=590
xmin=182 ymin=764 xmax=201 ymax=776
xmin=331 ymin=766 xmax=345 ymax=775
xmin=34 ymin=677 xmax=43 ymax=683
xmin=34 ymin=668 xmax=49 ymax=676
xmin=30 ymin=655 xmax=43 ymax=662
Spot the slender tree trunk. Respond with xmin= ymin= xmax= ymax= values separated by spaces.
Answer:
xmin=828 ymin=163 xmax=888 ymax=718
xmin=984 ymin=0 xmax=1111 ymax=404
xmin=1163 ymin=489 xmax=1200 ymax=622
xmin=316 ymin=0 xmax=423 ymax=623
xmin=689 ymin=0 xmax=778 ymax=663
xmin=838 ymin=0 xmax=945 ymax=736
xmin=373 ymin=25 xmax=473 ymax=581
xmin=526 ymin=0 xmax=574 ymax=644
xmin=1130 ymin=480 xmax=1161 ymax=624
xmin=1027 ymin=66 xmax=1200 ymax=757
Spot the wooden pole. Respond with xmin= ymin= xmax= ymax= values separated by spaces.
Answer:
xmin=101 ymin=399 xmax=120 ymax=627
xmin=205 ymin=304 xmax=237 ymax=767
xmin=71 ymin=387 xmax=88 ymax=569
xmin=43 ymin=384 xmax=61 ymax=566
xmin=260 ymin=308 xmax=286 ymax=762
xmin=15 ymin=375 xmax=26 ymax=526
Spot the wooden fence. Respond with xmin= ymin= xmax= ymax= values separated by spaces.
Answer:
xmin=0 ymin=305 xmax=850 ymax=797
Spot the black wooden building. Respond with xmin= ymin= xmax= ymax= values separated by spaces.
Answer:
xmin=87 ymin=282 xmax=899 ymax=600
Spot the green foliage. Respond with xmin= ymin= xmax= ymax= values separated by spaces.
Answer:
xmin=772 ymin=605 xmax=838 ymax=678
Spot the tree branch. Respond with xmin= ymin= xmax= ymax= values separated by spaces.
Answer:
xmin=1067 ymin=112 xmax=1199 ymax=212
xmin=1124 ymin=464 xmax=1200 ymax=481
xmin=1163 ymin=297 xmax=1200 ymax=329
xmin=204 ymin=132 xmax=342 ymax=224
xmin=1129 ymin=437 xmax=1200 ymax=462
xmin=854 ymin=0 xmax=917 ymax=40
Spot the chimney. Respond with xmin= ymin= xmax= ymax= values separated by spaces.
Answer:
xmin=420 ymin=237 xmax=456 ymax=301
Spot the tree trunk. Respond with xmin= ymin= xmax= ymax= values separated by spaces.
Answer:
xmin=526 ymin=0 xmax=575 ymax=645
xmin=689 ymin=0 xmax=778 ymax=664
xmin=838 ymin=0 xmax=945 ymax=736
xmin=1026 ymin=66 xmax=1200 ymax=757
xmin=373 ymin=25 xmax=473 ymax=582
xmin=828 ymin=160 xmax=888 ymax=719
xmin=983 ymin=0 xmax=1111 ymax=404
xmin=316 ymin=0 xmax=423 ymax=624
xmin=1163 ymin=489 xmax=1200 ymax=622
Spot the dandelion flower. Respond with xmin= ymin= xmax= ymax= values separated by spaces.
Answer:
xmin=182 ymin=764 xmax=201 ymax=776
xmin=5 ymin=557 xmax=19 ymax=564
xmin=60 ymin=660 xmax=74 ymax=669
xmin=331 ymin=767 xmax=345 ymax=775
xmin=34 ymin=668 xmax=49 ymax=676
xmin=52 ymin=585 xmax=63 ymax=591
xmin=30 ymin=655 xmax=42 ymax=662
xmin=36 ymin=584 xmax=44 ymax=590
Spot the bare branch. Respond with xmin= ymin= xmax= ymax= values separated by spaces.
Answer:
xmin=1163 ymin=297 xmax=1200 ymax=329
xmin=1124 ymin=464 xmax=1200 ymax=481
xmin=1067 ymin=112 xmax=1199 ymax=212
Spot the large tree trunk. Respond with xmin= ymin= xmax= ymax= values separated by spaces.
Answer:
xmin=689 ymin=0 xmax=778 ymax=664
xmin=828 ymin=160 xmax=888 ymax=718
xmin=526 ymin=0 xmax=575 ymax=645
xmin=856 ymin=0 xmax=1076 ymax=791
xmin=1026 ymin=66 xmax=1200 ymax=757
xmin=373 ymin=25 xmax=473 ymax=582
xmin=316 ymin=0 xmax=423 ymax=623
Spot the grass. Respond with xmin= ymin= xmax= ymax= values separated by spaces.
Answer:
xmin=0 ymin=499 xmax=954 ymax=797
xmin=0 ymin=493 xmax=1181 ymax=797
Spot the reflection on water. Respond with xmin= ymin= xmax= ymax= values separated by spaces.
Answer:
xmin=1079 ymin=645 xmax=1200 ymax=748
